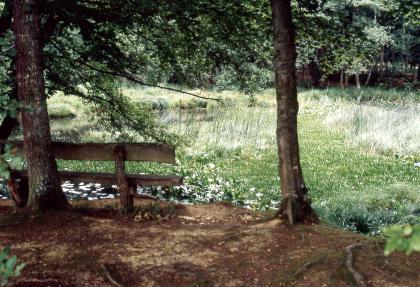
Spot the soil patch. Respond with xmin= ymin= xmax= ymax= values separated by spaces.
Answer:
xmin=0 ymin=199 xmax=419 ymax=286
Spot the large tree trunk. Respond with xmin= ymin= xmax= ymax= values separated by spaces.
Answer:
xmin=12 ymin=0 xmax=68 ymax=212
xmin=271 ymin=0 xmax=318 ymax=225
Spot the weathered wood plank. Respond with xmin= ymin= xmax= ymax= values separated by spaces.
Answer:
xmin=10 ymin=170 xmax=183 ymax=187
xmin=1 ymin=141 xmax=176 ymax=163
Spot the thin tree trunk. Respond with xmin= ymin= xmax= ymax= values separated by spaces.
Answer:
xmin=380 ymin=47 xmax=384 ymax=69
xmin=340 ymin=69 xmax=345 ymax=88
xmin=379 ymin=47 xmax=385 ymax=78
xmin=12 ymin=0 xmax=68 ymax=212
xmin=0 ymin=88 xmax=28 ymax=208
xmin=355 ymin=73 xmax=361 ymax=89
xmin=0 ymin=0 xmax=28 ymax=207
xmin=308 ymin=50 xmax=322 ymax=88
xmin=365 ymin=66 xmax=373 ymax=86
xmin=271 ymin=0 xmax=318 ymax=225
xmin=345 ymin=73 xmax=349 ymax=87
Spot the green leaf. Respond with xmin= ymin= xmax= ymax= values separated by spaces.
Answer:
xmin=5 ymin=256 xmax=17 ymax=271
xmin=0 ymin=246 xmax=11 ymax=257
xmin=13 ymin=263 xmax=25 ymax=276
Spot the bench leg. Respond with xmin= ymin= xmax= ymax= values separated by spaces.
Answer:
xmin=119 ymin=184 xmax=133 ymax=214
xmin=114 ymin=145 xmax=133 ymax=214
xmin=128 ymin=185 xmax=134 ymax=212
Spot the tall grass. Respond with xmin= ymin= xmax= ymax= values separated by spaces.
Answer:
xmin=31 ymin=87 xmax=420 ymax=234
xmin=165 ymin=108 xmax=276 ymax=153
xmin=48 ymin=94 xmax=88 ymax=119
xmin=301 ymin=87 xmax=420 ymax=104
xmin=325 ymin=103 xmax=420 ymax=159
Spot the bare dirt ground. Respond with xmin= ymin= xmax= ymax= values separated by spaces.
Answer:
xmin=0 ymin=199 xmax=419 ymax=287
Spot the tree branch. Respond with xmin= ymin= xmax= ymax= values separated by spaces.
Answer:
xmin=49 ymin=41 xmax=222 ymax=103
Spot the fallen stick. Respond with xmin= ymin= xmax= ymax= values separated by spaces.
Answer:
xmin=345 ymin=244 xmax=366 ymax=287
xmin=103 ymin=264 xmax=124 ymax=287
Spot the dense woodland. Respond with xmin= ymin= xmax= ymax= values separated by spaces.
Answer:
xmin=0 ymin=0 xmax=419 ymax=286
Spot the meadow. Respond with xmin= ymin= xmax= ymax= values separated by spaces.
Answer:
xmin=38 ymin=87 xmax=420 ymax=235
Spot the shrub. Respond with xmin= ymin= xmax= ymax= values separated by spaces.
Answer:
xmin=0 ymin=245 xmax=25 ymax=286
xmin=384 ymin=223 xmax=420 ymax=256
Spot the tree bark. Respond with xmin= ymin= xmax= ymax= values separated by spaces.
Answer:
xmin=12 ymin=0 xmax=68 ymax=212
xmin=271 ymin=0 xmax=318 ymax=225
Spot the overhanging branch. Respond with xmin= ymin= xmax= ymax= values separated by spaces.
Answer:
xmin=49 ymin=41 xmax=223 ymax=103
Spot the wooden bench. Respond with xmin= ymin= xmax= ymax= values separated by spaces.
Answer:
xmin=2 ymin=141 xmax=183 ymax=213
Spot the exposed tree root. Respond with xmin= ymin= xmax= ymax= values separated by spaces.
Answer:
xmin=345 ymin=244 xmax=367 ymax=287
xmin=294 ymin=256 xmax=322 ymax=277
xmin=369 ymin=265 xmax=402 ymax=283
xmin=132 ymin=194 xmax=158 ymax=201
xmin=103 ymin=264 xmax=124 ymax=287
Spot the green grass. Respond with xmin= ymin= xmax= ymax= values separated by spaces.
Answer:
xmin=299 ymin=114 xmax=419 ymax=234
xmin=40 ymin=87 xmax=420 ymax=234
xmin=48 ymin=94 xmax=88 ymax=119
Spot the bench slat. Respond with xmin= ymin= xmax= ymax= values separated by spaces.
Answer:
xmin=2 ymin=141 xmax=176 ymax=163
xmin=10 ymin=170 xmax=183 ymax=187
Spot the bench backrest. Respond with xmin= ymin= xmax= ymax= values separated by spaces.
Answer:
xmin=2 ymin=141 xmax=176 ymax=164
